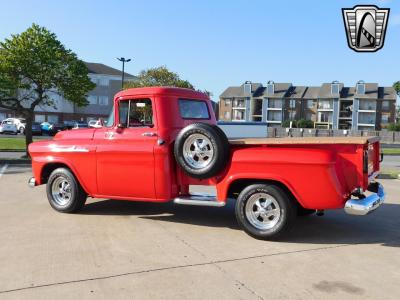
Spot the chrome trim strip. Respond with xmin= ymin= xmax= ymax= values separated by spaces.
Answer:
xmin=344 ymin=183 xmax=385 ymax=215
xmin=174 ymin=195 xmax=225 ymax=207
xmin=49 ymin=145 xmax=89 ymax=153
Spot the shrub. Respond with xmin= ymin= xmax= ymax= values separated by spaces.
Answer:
xmin=387 ymin=123 xmax=400 ymax=131
xmin=297 ymin=119 xmax=314 ymax=128
xmin=282 ymin=120 xmax=297 ymax=128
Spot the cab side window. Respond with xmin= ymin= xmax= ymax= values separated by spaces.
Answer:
xmin=118 ymin=99 xmax=154 ymax=128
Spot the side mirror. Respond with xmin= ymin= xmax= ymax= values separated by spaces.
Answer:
xmin=116 ymin=123 xmax=125 ymax=133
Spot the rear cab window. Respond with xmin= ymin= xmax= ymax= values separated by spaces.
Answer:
xmin=179 ymin=99 xmax=210 ymax=120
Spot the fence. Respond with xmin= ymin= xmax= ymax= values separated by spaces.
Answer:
xmin=217 ymin=122 xmax=400 ymax=143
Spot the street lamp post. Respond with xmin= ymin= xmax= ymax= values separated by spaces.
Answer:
xmin=117 ymin=57 xmax=131 ymax=89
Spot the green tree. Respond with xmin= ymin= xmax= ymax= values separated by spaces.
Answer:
xmin=0 ymin=24 xmax=95 ymax=153
xmin=124 ymin=66 xmax=194 ymax=89
xmin=393 ymin=81 xmax=400 ymax=96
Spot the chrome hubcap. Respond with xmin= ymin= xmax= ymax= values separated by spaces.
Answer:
xmin=51 ymin=177 xmax=72 ymax=206
xmin=182 ymin=134 xmax=214 ymax=169
xmin=245 ymin=192 xmax=281 ymax=230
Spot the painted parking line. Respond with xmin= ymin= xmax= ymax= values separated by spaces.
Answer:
xmin=0 ymin=164 xmax=9 ymax=179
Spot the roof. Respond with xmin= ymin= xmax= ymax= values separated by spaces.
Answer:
xmin=84 ymin=62 xmax=135 ymax=78
xmin=115 ymin=87 xmax=209 ymax=99
xmin=318 ymin=83 xmax=344 ymax=98
xmin=253 ymin=83 xmax=292 ymax=98
xmin=340 ymin=87 xmax=356 ymax=100
xmin=357 ymin=83 xmax=378 ymax=99
xmin=220 ymin=82 xmax=262 ymax=98
xmin=303 ymin=87 xmax=320 ymax=99
xmin=378 ymin=87 xmax=397 ymax=100
xmin=285 ymin=86 xmax=307 ymax=99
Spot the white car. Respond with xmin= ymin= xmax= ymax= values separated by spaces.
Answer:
xmin=88 ymin=119 xmax=103 ymax=128
xmin=2 ymin=118 xmax=26 ymax=134
xmin=0 ymin=120 xmax=18 ymax=135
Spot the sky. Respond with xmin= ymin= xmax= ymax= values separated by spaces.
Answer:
xmin=0 ymin=0 xmax=399 ymax=103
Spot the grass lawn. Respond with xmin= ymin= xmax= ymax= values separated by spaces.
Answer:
xmin=382 ymin=148 xmax=400 ymax=155
xmin=0 ymin=138 xmax=36 ymax=151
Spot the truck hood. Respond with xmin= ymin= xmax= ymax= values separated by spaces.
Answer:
xmin=53 ymin=128 xmax=96 ymax=140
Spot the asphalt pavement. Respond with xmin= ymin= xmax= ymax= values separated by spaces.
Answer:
xmin=0 ymin=164 xmax=399 ymax=299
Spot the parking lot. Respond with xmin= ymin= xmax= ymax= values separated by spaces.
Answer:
xmin=0 ymin=164 xmax=399 ymax=299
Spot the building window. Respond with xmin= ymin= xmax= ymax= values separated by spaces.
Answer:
xmin=289 ymin=99 xmax=296 ymax=108
xmin=288 ymin=110 xmax=296 ymax=120
xmin=233 ymin=110 xmax=245 ymax=121
xmin=317 ymin=111 xmax=332 ymax=123
xmin=358 ymin=112 xmax=375 ymax=124
xmin=99 ymin=78 xmax=109 ymax=86
xmin=381 ymin=114 xmax=389 ymax=123
xmin=307 ymin=100 xmax=314 ymax=109
xmin=90 ymin=77 xmax=98 ymax=84
xmin=267 ymin=111 xmax=282 ymax=121
xmin=224 ymin=111 xmax=231 ymax=119
xmin=268 ymin=99 xmax=282 ymax=109
xmin=331 ymin=83 xmax=339 ymax=94
xmin=232 ymin=98 xmax=246 ymax=108
xmin=359 ymin=100 xmax=376 ymax=111
xmin=318 ymin=99 xmax=333 ymax=110
xmin=98 ymin=96 xmax=109 ymax=106
xmin=243 ymin=82 xmax=252 ymax=94
xmin=267 ymin=82 xmax=274 ymax=95
xmin=88 ymin=95 xmax=97 ymax=105
xmin=224 ymin=99 xmax=231 ymax=106
xmin=35 ymin=114 xmax=45 ymax=123
xmin=47 ymin=115 xmax=59 ymax=124
xmin=356 ymin=82 xmax=365 ymax=94
xmin=382 ymin=101 xmax=389 ymax=110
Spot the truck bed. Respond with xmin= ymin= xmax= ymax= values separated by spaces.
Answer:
xmin=229 ymin=136 xmax=380 ymax=145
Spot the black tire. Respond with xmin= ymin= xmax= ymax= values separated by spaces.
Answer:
xmin=46 ymin=168 xmax=87 ymax=213
xmin=174 ymin=123 xmax=229 ymax=179
xmin=235 ymin=184 xmax=296 ymax=240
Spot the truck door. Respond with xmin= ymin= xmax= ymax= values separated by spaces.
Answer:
xmin=94 ymin=98 xmax=157 ymax=199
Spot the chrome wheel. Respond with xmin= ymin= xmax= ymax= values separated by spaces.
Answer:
xmin=245 ymin=192 xmax=281 ymax=230
xmin=182 ymin=134 xmax=214 ymax=169
xmin=51 ymin=177 xmax=72 ymax=206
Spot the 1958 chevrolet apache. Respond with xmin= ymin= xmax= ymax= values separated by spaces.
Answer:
xmin=28 ymin=87 xmax=385 ymax=239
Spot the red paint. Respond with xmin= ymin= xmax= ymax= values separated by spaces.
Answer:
xmin=29 ymin=87 xmax=380 ymax=209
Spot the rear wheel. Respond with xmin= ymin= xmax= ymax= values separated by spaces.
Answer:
xmin=235 ymin=184 xmax=296 ymax=240
xmin=46 ymin=168 xmax=87 ymax=213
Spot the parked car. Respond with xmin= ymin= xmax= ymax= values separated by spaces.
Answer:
xmin=0 ymin=120 xmax=18 ymax=135
xmin=72 ymin=122 xmax=89 ymax=129
xmin=88 ymin=119 xmax=103 ymax=128
xmin=49 ymin=123 xmax=67 ymax=136
xmin=2 ymin=118 xmax=26 ymax=134
xmin=28 ymin=87 xmax=385 ymax=240
xmin=31 ymin=122 xmax=43 ymax=136
xmin=63 ymin=120 xmax=78 ymax=130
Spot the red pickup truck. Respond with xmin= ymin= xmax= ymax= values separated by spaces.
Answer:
xmin=28 ymin=87 xmax=385 ymax=239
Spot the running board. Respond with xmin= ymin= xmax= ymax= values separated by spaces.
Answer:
xmin=173 ymin=195 xmax=225 ymax=207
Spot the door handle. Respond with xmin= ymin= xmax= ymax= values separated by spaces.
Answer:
xmin=142 ymin=132 xmax=157 ymax=137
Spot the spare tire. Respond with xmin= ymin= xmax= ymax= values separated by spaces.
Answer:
xmin=174 ymin=123 xmax=230 ymax=179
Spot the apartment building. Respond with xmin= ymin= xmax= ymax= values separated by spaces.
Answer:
xmin=219 ymin=81 xmax=397 ymax=130
xmin=0 ymin=62 xmax=136 ymax=123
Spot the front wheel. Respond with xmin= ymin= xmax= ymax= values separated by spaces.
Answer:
xmin=46 ymin=168 xmax=87 ymax=213
xmin=235 ymin=184 xmax=296 ymax=240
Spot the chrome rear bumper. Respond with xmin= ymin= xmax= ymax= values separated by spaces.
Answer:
xmin=344 ymin=183 xmax=385 ymax=216
xmin=28 ymin=177 xmax=36 ymax=188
